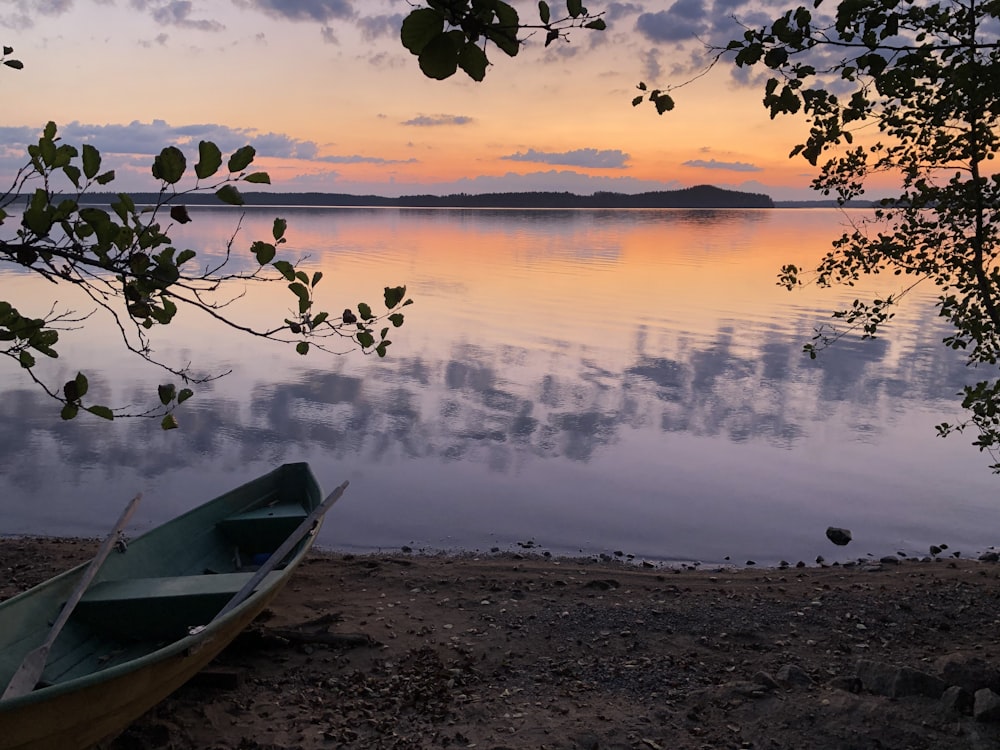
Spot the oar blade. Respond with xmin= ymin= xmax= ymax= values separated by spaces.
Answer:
xmin=1 ymin=646 xmax=48 ymax=700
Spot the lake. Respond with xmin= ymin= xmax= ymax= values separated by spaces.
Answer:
xmin=2 ymin=206 xmax=997 ymax=565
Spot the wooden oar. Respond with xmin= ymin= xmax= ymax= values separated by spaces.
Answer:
xmin=2 ymin=493 xmax=142 ymax=700
xmin=207 ymin=480 xmax=348 ymax=626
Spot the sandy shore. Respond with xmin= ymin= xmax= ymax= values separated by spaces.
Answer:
xmin=4 ymin=537 xmax=1000 ymax=749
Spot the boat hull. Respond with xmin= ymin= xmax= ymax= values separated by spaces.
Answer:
xmin=0 ymin=463 xmax=325 ymax=750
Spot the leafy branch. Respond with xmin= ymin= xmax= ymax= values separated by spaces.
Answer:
xmin=401 ymin=0 xmax=605 ymax=81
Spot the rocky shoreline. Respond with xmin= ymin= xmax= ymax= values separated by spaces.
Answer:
xmin=4 ymin=537 xmax=1000 ymax=749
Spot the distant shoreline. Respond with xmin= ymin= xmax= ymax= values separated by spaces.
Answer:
xmin=52 ymin=184 xmax=876 ymax=210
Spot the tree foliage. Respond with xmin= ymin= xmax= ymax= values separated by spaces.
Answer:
xmin=401 ymin=0 xmax=605 ymax=80
xmin=1 ymin=50 xmax=411 ymax=428
xmin=635 ymin=0 xmax=1000 ymax=469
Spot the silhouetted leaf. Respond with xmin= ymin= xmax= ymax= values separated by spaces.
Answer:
xmin=170 ymin=205 xmax=191 ymax=224
xmin=82 ymin=144 xmax=101 ymax=180
xmin=195 ymin=141 xmax=222 ymax=179
xmin=227 ymin=145 xmax=255 ymax=173
xmin=86 ymin=405 xmax=114 ymax=420
xmin=152 ymin=146 xmax=186 ymax=184
xmin=215 ymin=184 xmax=243 ymax=206
xmin=401 ymin=8 xmax=443 ymax=54
xmin=158 ymin=383 xmax=176 ymax=405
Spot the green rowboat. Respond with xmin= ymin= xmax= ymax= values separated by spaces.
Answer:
xmin=0 ymin=462 xmax=345 ymax=750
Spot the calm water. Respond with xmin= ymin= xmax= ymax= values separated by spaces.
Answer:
xmin=2 ymin=207 xmax=997 ymax=565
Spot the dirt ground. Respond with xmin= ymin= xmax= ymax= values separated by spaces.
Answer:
xmin=5 ymin=537 xmax=1000 ymax=750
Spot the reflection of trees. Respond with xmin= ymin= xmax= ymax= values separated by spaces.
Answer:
xmin=0 ymin=304 xmax=974 ymax=490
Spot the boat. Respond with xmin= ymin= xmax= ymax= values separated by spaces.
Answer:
xmin=0 ymin=462 xmax=346 ymax=750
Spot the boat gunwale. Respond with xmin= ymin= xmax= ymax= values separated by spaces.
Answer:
xmin=0 ymin=462 xmax=322 ymax=713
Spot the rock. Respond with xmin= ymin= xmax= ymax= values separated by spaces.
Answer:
xmin=930 ymin=545 xmax=942 ymax=556
xmin=974 ymin=688 xmax=1000 ymax=722
xmin=941 ymin=685 xmax=974 ymax=715
xmin=878 ymin=555 xmax=901 ymax=565
xmin=980 ymin=551 xmax=1000 ymax=563
xmin=890 ymin=666 xmax=946 ymax=699
xmin=776 ymin=664 xmax=813 ymax=688
xmin=826 ymin=527 xmax=852 ymax=546
xmin=753 ymin=670 xmax=781 ymax=690
xmin=827 ymin=675 xmax=862 ymax=693
xmin=856 ymin=659 xmax=897 ymax=696
xmin=935 ymin=653 xmax=1000 ymax=693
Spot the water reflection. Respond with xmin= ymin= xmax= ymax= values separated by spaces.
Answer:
xmin=0 ymin=208 xmax=994 ymax=563
xmin=0 ymin=303 xmax=971 ymax=484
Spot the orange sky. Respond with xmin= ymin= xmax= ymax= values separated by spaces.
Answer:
xmin=0 ymin=1 xmax=880 ymax=201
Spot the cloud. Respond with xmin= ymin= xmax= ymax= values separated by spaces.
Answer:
xmin=501 ymin=148 xmax=630 ymax=169
xmin=0 ymin=120 xmax=392 ymax=164
xmin=131 ymin=0 xmax=225 ymax=31
xmin=237 ymin=0 xmax=354 ymax=23
xmin=357 ymin=13 xmax=404 ymax=42
xmin=636 ymin=0 xmax=707 ymax=44
xmin=0 ymin=0 xmax=73 ymax=30
xmin=401 ymin=115 xmax=474 ymax=127
xmin=683 ymin=158 xmax=761 ymax=172
xmin=315 ymin=154 xmax=417 ymax=165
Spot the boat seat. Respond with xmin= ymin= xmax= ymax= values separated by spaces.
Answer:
xmin=216 ymin=503 xmax=308 ymax=553
xmin=73 ymin=571 xmax=283 ymax=640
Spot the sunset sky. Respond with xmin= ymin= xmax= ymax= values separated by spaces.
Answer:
xmin=1 ymin=1 xmax=841 ymax=201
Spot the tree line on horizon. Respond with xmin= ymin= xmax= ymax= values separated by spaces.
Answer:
xmin=68 ymin=184 xmax=777 ymax=209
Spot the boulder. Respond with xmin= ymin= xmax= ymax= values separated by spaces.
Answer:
xmin=825 ymin=527 xmax=852 ymax=546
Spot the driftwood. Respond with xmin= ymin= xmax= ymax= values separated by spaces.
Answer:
xmin=235 ymin=613 xmax=381 ymax=651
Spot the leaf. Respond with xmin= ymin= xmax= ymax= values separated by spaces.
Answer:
xmin=389 ymin=313 xmax=405 ymax=327
xmin=288 ymin=282 xmax=311 ymax=314
xmin=384 ymin=285 xmax=407 ymax=308
xmin=85 ymin=405 xmax=114 ymax=421
xmin=654 ymin=93 xmax=675 ymax=114
xmin=151 ymin=146 xmax=186 ymax=184
xmin=61 ymin=403 xmax=79 ymax=421
xmin=458 ymin=42 xmax=489 ymax=82
xmin=158 ymin=383 xmax=176 ymax=405
xmin=161 ymin=414 xmax=179 ymax=430
xmin=3 ymin=59 xmax=24 ymax=70
xmin=18 ymin=350 xmax=34 ymax=368
xmin=376 ymin=341 xmax=390 ymax=357
xmin=584 ymin=19 xmax=606 ymax=30
xmin=273 ymin=259 xmax=296 ymax=281
xmin=632 ymin=95 xmax=644 ymax=107
xmin=177 ymin=388 xmax=194 ymax=404
xmin=311 ymin=311 xmax=329 ymax=327
xmin=170 ymin=205 xmax=192 ymax=224
xmin=357 ymin=302 xmax=373 ymax=320
xmin=538 ymin=1 xmax=551 ymax=24
xmin=357 ymin=331 xmax=375 ymax=348
xmin=244 ymin=171 xmax=270 ymax=184
xmin=296 ymin=341 xmax=310 ymax=355
xmin=195 ymin=141 xmax=223 ymax=179
xmin=62 ymin=164 xmax=81 ymax=188
xmin=82 ymin=144 xmax=101 ymax=180
xmin=176 ymin=249 xmax=196 ymax=265
xmin=3 ymin=46 xmax=12 ymax=55
xmin=272 ymin=217 xmax=287 ymax=241
xmin=418 ymin=33 xmax=460 ymax=79
xmin=96 ymin=170 xmax=115 ymax=185
xmin=74 ymin=372 xmax=89 ymax=398
xmin=567 ymin=0 xmax=584 ymax=18
xmin=401 ymin=7 xmax=444 ymax=55
xmin=227 ymin=145 xmax=256 ymax=173
xmin=215 ymin=184 xmax=244 ymax=206
xmin=252 ymin=241 xmax=276 ymax=265
xmin=311 ymin=271 xmax=323 ymax=287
